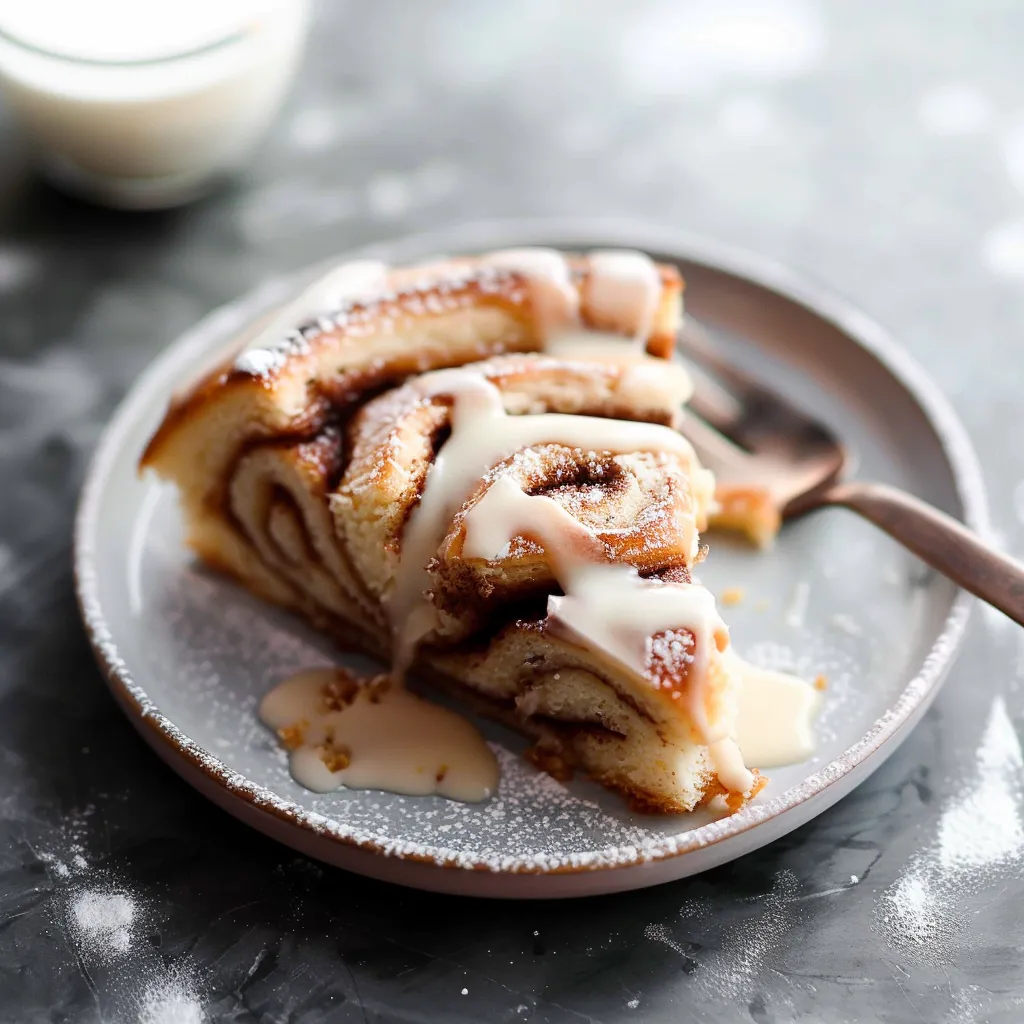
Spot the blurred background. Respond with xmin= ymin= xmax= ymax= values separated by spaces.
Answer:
xmin=5 ymin=1 xmax=1024 ymax=1021
xmin=3 ymin=0 xmax=1024 ymax=481
xmin=6 ymin=0 xmax=1024 ymax=598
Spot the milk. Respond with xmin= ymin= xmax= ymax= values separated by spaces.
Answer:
xmin=0 ymin=0 xmax=311 ymax=208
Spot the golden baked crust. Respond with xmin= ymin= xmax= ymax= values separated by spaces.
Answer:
xmin=139 ymin=250 xmax=763 ymax=814
xmin=711 ymin=484 xmax=782 ymax=549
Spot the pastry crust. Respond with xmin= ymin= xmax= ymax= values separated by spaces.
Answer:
xmin=140 ymin=250 xmax=763 ymax=814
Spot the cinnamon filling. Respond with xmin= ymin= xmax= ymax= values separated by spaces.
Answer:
xmin=146 ymin=248 xmax=820 ymax=809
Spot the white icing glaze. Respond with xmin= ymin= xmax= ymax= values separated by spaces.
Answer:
xmin=463 ymin=476 xmax=753 ymax=795
xmin=255 ymin=249 xmax=815 ymax=805
xmin=234 ymin=259 xmax=390 ymax=374
xmin=260 ymin=668 xmax=499 ymax=802
xmin=587 ymin=250 xmax=662 ymax=344
xmin=235 ymin=248 xmax=661 ymax=376
xmin=480 ymin=247 xmax=660 ymax=344
xmin=543 ymin=330 xmax=642 ymax=360
xmin=617 ymin=359 xmax=694 ymax=410
xmin=388 ymin=366 xmax=712 ymax=675
xmin=384 ymin=356 xmax=762 ymax=796
xmin=480 ymin=248 xmax=579 ymax=336
xmin=730 ymin=653 xmax=820 ymax=768
xmin=544 ymin=332 xmax=693 ymax=406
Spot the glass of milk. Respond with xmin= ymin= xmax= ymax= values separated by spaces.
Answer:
xmin=0 ymin=0 xmax=311 ymax=209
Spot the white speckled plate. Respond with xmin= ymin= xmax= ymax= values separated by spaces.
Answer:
xmin=74 ymin=220 xmax=985 ymax=898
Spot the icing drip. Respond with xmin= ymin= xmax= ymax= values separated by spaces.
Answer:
xmin=481 ymin=247 xmax=661 ymax=345
xmin=260 ymin=668 xmax=499 ymax=802
xmin=730 ymin=654 xmax=820 ymax=768
xmin=234 ymin=248 xmax=661 ymax=375
xmin=253 ymin=249 xmax=817 ymax=804
xmin=463 ymin=476 xmax=753 ymax=795
xmin=388 ymin=367 xmax=712 ymax=676
xmin=617 ymin=358 xmax=694 ymax=410
xmin=587 ymin=250 xmax=663 ymax=344
xmin=482 ymin=248 xmax=579 ymax=336
xmin=386 ymin=362 xmax=753 ymax=795
xmin=543 ymin=333 xmax=695 ymax=409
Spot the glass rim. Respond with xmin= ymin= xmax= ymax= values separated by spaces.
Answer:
xmin=0 ymin=23 xmax=246 ymax=68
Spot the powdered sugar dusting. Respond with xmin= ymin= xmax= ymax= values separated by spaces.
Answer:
xmin=58 ymin=865 xmax=207 ymax=1019
xmin=233 ymin=345 xmax=290 ymax=377
xmin=877 ymin=697 xmax=1024 ymax=965
xmin=233 ymin=327 xmax=311 ymax=376
xmin=643 ymin=921 xmax=690 ymax=956
xmin=75 ymin=231 xmax=978 ymax=885
xmin=34 ymin=803 xmax=97 ymax=880
xmin=76 ymin=460 xmax=968 ymax=877
xmin=646 ymin=870 xmax=804 ymax=1003
xmin=231 ymin=262 xmax=524 ymax=380
xmin=937 ymin=696 xmax=1024 ymax=872
xmin=139 ymin=975 xmax=204 ymax=1024
xmin=71 ymin=889 xmax=136 ymax=957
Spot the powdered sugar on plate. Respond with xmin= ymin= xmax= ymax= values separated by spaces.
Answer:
xmin=74 ymin=473 xmax=964 ymax=878
xmin=73 ymin=233 xmax=979 ymax=891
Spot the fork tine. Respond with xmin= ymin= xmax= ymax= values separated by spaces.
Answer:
xmin=678 ymin=317 xmax=843 ymax=457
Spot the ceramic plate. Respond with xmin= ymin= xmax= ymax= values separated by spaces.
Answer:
xmin=74 ymin=220 xmax=985 ymax=898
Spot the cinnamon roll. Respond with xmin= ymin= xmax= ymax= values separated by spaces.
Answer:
xmin=141 ymin=249 xmax=769 ymax=813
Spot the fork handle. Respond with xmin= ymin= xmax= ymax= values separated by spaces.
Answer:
xmin=821 ymin=480 xmax=1024 ymax=626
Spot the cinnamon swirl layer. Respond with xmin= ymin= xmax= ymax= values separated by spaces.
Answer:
xmin=140 ymin=249 xmax=768 ymax=814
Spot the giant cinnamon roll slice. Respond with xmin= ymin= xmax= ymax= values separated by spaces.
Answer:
xmin=141 ymin=249 xmax=766 ymax=813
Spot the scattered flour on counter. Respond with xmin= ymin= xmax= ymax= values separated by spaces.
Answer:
xmin=71 ymin=889 xmax=136 ymax=957
xmin=936 ymin=695 xmax=1024 ymax=872
xmin=877 ymin=871 xmax=964 ymax=966
xmin=877 ymin=696 xmax=1024 ymax=968
xmin=54 ymin=855 xmax=207 ymax=1019
xmin=645 ymin=871 xmax=803 ymax=1004
xmin=38 ymin=852 xmax=71 ymax=878
xmin=139 ymin=975 xmax=204 ymax=1024
xmin=643 ymin=922 xmax=691 ymax=958
xmin=35 ymin=804 xmax=97 ymax=880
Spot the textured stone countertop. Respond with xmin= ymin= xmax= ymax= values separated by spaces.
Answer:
xmin=4 ymin=2 xmax=1024 ymax=1021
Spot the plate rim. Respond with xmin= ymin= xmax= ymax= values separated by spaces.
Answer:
xmin=74 ymin=217 xmax=986 ymax=879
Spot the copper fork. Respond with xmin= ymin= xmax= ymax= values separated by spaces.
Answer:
xmin=677 ymin=321 xmax=1024 ymax=626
